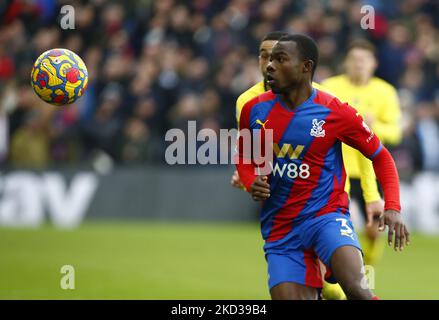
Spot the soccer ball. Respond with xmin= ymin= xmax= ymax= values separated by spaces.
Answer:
xmin=30 ymin=48 xmax=88 ymax=106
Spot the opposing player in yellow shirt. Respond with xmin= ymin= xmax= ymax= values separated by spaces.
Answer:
xmin=231 ymin=31 xmax=348 ymax=300
xmin=321 ymin=39 xmax=402 ymax=266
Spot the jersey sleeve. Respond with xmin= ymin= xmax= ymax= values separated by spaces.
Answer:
xmin=371 ymin=147 xmax=401 ymax=212
xmin=336 ymin=102 xmax=383 ymax=160
xmin=356 ymin=150 xmax=381 ymax=203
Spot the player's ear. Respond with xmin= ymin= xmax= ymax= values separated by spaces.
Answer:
xmin=303 ymin=60 xmax=313 ymax=75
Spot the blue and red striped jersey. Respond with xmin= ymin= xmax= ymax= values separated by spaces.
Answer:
xmin=236 ymin=88 xmax=384 ymax=244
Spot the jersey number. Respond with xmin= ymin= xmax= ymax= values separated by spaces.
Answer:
xmin=336 ymin=218 xmax=354 ymax=239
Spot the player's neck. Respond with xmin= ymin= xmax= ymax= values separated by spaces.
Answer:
xmin=280 ymin=82 xmax=313 ymax=110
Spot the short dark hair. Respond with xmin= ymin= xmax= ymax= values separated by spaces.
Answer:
xmin=278 ymin=34 xmax=319 ymax=78
xmin=347 ymin=39 xmax=376 ymax=56
xmin=262 ymin=31 xmax=290 ymax=42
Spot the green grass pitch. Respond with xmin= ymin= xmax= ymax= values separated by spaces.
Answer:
xmin=0 ymin=222 xmax=438 ymax=299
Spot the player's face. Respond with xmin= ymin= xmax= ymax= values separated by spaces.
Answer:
xmin=266 ymin=41 xmax=308 ymax=94
xmin=259 ymin=40 xmax=277 ymax=82
xmin=344 ymin=48 xmax=377 ymax=82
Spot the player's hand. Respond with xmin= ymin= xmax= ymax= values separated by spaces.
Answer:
xmin=365 ymin=199 xmax=384 ymax=228
xmin=230 ymin=170 xmax=244 ymax=189
xmin=250 ymin=175 xmax=270 ymax=201
xmin=378 ymin=210 xmax=410 ymax=251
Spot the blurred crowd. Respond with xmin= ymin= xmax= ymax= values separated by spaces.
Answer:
xmin=0 ymin=0 xmax=438 ymax=177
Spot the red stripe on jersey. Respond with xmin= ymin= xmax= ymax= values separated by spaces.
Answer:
xmin=304 ymin=249 xmax=323 ymax=288
xmin=266 ymin=123 xmax=333 ymax=242
xmin=262 ymin=101 xmax=296 ymax=143
xmin=313 ymin=89 xmax=336 ymax=106
xmin=315 ymin=160 xmax=349 ymax=217
xmin=315 ymin=175 xmax=340 ymax=218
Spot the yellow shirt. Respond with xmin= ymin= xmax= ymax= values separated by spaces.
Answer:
xmin=321 ymin=75 xmax=402 ymax=202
